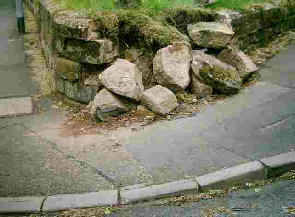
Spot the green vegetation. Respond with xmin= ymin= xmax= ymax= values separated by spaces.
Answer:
xmin=56 ymin=0 xmax=294 ymax=12
xmin=207 ymin=0 xmax=270 ymax=10
xmin=57 ymin=0 xmax=199 ymax=11
xmin=91 ymin=8 xmax=217 ymax=48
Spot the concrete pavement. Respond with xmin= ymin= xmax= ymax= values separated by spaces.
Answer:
xmin=0 ymin=0 xmax=294 ymax=205
xmin=0 ymin=0 xmax=114 ymax=197
xmin=0 ymin=0 xmax=36 ymax=99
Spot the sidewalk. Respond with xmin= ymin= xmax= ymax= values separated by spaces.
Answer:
xmin=0 ymin=0 xmax=294 ymax=200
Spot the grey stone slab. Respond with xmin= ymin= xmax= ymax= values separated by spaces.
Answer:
xmin=0 ymin=196 xmax=44 ymax=213
xmin=121 ymin=180 xmax=198 ymax=204
xmin=260 ymin=151 xmax=295 ymax=177
xmin=0 ymin=97 xmax=33 ymax=117
xmin=197 ymin=161 xmax=265 ymax=191
xmin=42 ymin=190 xmax=118 ymax=211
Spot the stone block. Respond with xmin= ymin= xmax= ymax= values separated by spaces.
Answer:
xmin=56 ymin=57 xmax=82 ymax=81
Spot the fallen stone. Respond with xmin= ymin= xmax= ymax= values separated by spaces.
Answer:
xmin=188 ymin=22 xmax=235 ymax=49
xmin=91 ymin=88 xmax=135 ymax=121
xmin=199 ymin=65 xmax=242 ymax=94
xmin=218 ymin=46 xmax=258 ymax=80
xmin=153 ymin=44 xmax=192 ymax=92
xmin=141 ymin=85 xmax=179 ymax=115
xmin=99 ymin=59 xmax=144 ymax=101
xmin=191 ymin=50 xmax=242 ymax=94
xmin=191 ymin=73 xmax=213 ymax=99
xmin=135 ymin=105 xmax=156 ymax=117
xmin=191 ymin=50 xmax=236 ymax=76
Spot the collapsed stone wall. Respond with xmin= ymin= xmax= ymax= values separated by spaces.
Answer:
xmin=25 ymin=0 xmax=295 ymax=110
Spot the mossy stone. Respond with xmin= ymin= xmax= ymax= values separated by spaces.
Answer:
xmin=199 ymin=65 xmax=242 ymax=94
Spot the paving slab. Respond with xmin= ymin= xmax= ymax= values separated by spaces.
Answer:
xmin=0 ymin=97 xmax=33 ymax=117
xmin=0 ymin=196 xmax=44 ymax=213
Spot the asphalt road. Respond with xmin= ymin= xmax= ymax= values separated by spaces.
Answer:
xmin=110 ymin=179 xmax=295 ymax=217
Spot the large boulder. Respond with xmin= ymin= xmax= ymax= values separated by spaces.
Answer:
xmin=218 ymin=46 xmax=258 ymax=80
xmin=191 ymin=50 xmax=242 ymax=94
xmin=91 ymin=88 xmax=135 ymax=121
xmin=187 ymin=22 xmax=235 ymax=49
xmin=153 ymin=44 xmax=192 ymax=93
xmin=99 ymin=59 xmax=144 ymax=101
xmin=141 ymin=85 xmax=179 ymax=115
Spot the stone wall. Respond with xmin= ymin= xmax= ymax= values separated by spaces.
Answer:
xmin=25 ymin=0 xmax=119 ymax=103
xmin=25 ymin=0 xmax=295 ymax=104
xmin=218 ymin=3 xmax=295 ymax=51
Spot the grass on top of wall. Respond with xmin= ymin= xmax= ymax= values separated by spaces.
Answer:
xmin=56 ymin=0 xmax=200 ymax=11
xmin=207 ymin=0 xmax=271 ymax=10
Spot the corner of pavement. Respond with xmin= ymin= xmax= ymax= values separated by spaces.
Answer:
xmin=0 ymin=0 xmax=295 ymax=213
xmin=0 ymin=151 xmax=294 ymax=213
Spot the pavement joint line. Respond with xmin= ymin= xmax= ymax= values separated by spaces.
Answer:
xmin=0 ymin=196 xmax=45 ymax=214
xmin=0 ymin=151 xmax=294 ymax=213
xmin=40 ymin=196 xmax=47 ymax=213
xmin=260 ymin=115 xmax=295 ymax=130
xmin=18 ymin=123 xmax=119 ymax=186
xmin=0 ymin=94 xmax=31 ymax=100
xmin=259 ymin=151 xmax=295 ymax=177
